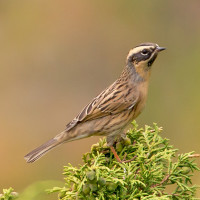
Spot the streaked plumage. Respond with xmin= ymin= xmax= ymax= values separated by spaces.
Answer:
xmin=24 ymin=42 xmax=165 ymax=163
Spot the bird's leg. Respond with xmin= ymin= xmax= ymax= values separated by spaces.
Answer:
xmin=110 ymin=146 xmax=122 ymax=163
xmin=120 ymin=132 xmax=127 ymax=140
xmin=110 ymin=133 xmax=136 ymax=163
xmin=107 ymin=134 xmax=122 ymax=163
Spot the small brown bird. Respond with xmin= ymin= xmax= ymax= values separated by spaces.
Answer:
xmin=24 ymin=42 xmax=165 ymax=163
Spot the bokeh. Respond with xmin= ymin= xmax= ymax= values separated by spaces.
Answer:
xmin=1 ymin=0 xmax=200 ymax=199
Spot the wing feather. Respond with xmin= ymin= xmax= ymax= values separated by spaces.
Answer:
xmin=65 ymin=81 xmax=138 ymax=131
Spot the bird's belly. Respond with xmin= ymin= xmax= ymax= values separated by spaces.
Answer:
xmin=134 ymin=100 xmax=146 ymax=118
xmin=94 ymin=109 xmax=135 ymax=136
xmin=68 ymin=109 xmax=136 ymax=140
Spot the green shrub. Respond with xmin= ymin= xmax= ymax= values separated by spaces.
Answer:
xmin=49 ymin=121 xmax=200 ymax=199
xmin=0 ymin=188 xmax=18 ymax=200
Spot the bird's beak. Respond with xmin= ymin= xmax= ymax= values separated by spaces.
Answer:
xmin=156 ymin=46 xmax=166 ymax=52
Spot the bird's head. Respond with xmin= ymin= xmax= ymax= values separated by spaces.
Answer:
xmin=126 ymin=43 xmax=165 ymax=79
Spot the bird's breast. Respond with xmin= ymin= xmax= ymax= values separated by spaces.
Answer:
xmin=133 ymin=80 xmax=149 ymax=118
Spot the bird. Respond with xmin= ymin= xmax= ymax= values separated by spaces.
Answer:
xmin=24 ymin=42 xmax=166 ymax=163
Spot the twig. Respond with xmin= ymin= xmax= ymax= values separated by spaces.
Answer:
xmin=123 ymin=155 xmax=137 ymax=163
xmin=188 ymin=154 xmax=200 ymax=158
xmin=151 ymin=174 xmax=170 ymax=188
xmin=122 ymin=153 xmax=127 ymax=161
xmin=101 ymin=150 xmax=110 ymax=154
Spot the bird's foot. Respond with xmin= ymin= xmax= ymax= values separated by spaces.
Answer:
xmin=110 ymin=146 xmax=122 ymax=163
xmin=110 ymin=145 xmax=137 ymax=163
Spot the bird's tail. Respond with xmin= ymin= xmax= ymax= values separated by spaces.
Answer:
xmin=24 ymin=137 xmax=62 ymax=163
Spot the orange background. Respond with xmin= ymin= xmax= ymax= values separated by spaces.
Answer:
xmin=1 ymin=1 xmax=200 ymax=199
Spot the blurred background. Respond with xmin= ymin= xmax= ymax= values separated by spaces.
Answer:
xmin=1 ymin=0 xmax=200 ymax=199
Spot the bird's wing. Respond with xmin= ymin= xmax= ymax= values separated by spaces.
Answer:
xmin=65 ymin=81 xmax=138 ymax=131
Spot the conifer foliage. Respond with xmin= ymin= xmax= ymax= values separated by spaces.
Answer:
xmin=49 ymin=121 xmax=199 ymax=199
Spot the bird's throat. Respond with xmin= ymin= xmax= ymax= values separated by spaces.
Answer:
xmin=133 ymin=62 xmax=151 ymax=82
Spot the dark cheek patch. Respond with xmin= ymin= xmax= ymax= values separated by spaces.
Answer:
xmin=134 ymin=52 xmax=151 ymax=62
xmin=148 ymin=54 xmax=157 ymax=67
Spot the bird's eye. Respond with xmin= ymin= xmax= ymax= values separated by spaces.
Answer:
xmin=141 ymin=49 xmax=148 ymax=55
